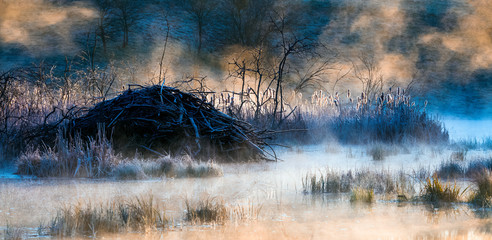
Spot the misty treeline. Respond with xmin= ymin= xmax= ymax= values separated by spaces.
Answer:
xmin=0 ymin=0 xmax=456 ymax=161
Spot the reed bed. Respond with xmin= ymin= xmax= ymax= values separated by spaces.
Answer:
xmin=184 ymin=197 xmax=261 ymax=225
xmin=301 ymin=168 xmax=484 ymax=204
xmin=436 ymin=157 xmax=492 ymax=179
xmin=220 ymin=87 xmax=449 ymax=145
xmin=302 ymin=169 xmax=415 ymax=197
xmin=452 ymin=138 xmax=492 ymax=150
xmin=48 ymin=195 xmax=166 ymax=237
xmin=16 ymin=129 xmax=117 ymax=178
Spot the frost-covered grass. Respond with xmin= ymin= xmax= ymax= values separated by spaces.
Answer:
xmin=224 ymin=88 xmax=448 ymax=145
xmin=16 ymin=132 xmax=222 ymax=179
xmin=301 ymin=90 xmax=448 ymax=145
xmin=111 ymin=157 xmax=222 ymax=180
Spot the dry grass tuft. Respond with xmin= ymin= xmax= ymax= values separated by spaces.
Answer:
xmin=185 ymin=197 xmax=228 ymax=224
xmin=469 ymin=171 xmax=492 ymax=207
xmin=229 ymin=202 xmax=262 ymax=222
xmin=420 ymin=175 xmax=465 ymax=203
xmin=49 ymin=195 xmax=166 ymax=237
xmin=350 ymin=188 xmax=374 ymax=203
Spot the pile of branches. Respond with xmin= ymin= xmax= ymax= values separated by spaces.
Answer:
xmin=68 ymin=85 xmax=272 ymax=162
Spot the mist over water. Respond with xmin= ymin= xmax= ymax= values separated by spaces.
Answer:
xmin=1 ymin=1 xmax=492 ymax=239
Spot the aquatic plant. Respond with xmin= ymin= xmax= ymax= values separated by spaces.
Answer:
xmin=185 ymin=197 xmax=228 ymax=224
xmin=419 ymin=176 xmax=465 ymax=203
xmin=469 ymin=171 xmax=492 ymax=207
xmin=302 ymin=169 xmax=415 ymax=197
xmin=49 ymin=195 xmax=166 ymax=236
xmin=436 ymin=161 xmax=465 ymax=179
xmin=111 ymin=157 xmax=223 ymax=180
xmin=350 ymin=188 xmax=374 ymax=203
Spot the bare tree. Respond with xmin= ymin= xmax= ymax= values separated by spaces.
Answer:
xmin=293 ymin=47 xmax=339 ymax=93
xmin=113 ymin=0 xmax=141 ymax=48
xmin=352 ymin=53 xmax=384 ymax=100
xmin=183 ymin=0 xmax=214 ymax=54
xmin=92 ymin=0 xmax=113 ymax=53
xmin=229 ymin=45 xmax=274 ymax=120
xmin=269 ymin=9 xmax=312 ymax=123
xmin=158 ymin=16 xmax=171 ymax=85
xmin=225 ymin=0 xmax=273 ymax=46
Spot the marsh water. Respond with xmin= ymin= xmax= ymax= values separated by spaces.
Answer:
xmin=1 ymin=138 xmax=492 ymax=239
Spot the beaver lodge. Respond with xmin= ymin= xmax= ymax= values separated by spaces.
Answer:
xmin=67 ymin=85 xmax=271 ymax=162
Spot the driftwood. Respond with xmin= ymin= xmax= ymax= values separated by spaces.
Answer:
xmin=69 ymin=85 xmax=271 ymax=162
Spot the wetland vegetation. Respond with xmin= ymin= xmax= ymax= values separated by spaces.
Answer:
xmin=1 ymin=0 xmax=492 ymax=239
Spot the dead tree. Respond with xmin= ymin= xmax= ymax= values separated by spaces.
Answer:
xmin=183 ymin=0 xmax=213 ymax=54
xmin=113 ymin=0 xmax=141 ymax=48
xmin=230 ymin=45 xmax=274 ymax=121
xmin=93 ymin=0 xmax=113 ymax=53
xmin=352 ymin=52 xmax=384 ymax=100
xmin=269 ymin=10 xmax=311 ymax=124
xmin=226 ymin=0 xmax=273 ymax=46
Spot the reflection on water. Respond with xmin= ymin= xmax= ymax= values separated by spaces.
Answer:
xmin=1 ymin=146 xmax=492 ymax=239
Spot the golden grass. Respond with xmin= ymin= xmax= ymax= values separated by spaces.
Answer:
xmin=419 ymin=176 xmax=466 ymax=203
xmin=49 ymin=195 xmax=166 ymax=237
xmin=185 ymin=197 xmax=261 ymax=225
xmin=350 ymin=188 xmax=374 ymax=203
xmin=185 ymin=197 xmax=228 ymax=224
xmin=469 ymin=171 xmax=492 ymax=207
